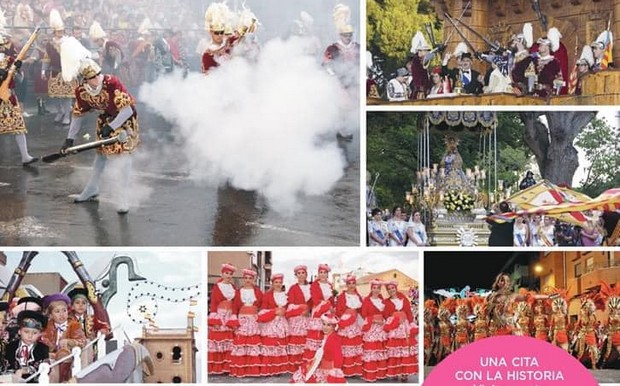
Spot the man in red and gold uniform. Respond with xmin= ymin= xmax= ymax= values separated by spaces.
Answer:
xmin=42 ymin=9 xmax=75 ymax=125
xmin=0 ymin=32 xmax=38 ymax=165
xmin=60 ymin=55 xmax=139 ymax=214
xmin=89 ymin=21 xmax=123 ymax=77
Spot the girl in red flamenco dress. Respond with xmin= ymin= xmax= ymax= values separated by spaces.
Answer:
xmin=335 ymin=275 xmax=363 ymax=377
xmin=290 ymin=312 xmax=345 ymax=383
xmin=286 ymin=265 xmax=312 ymax=371
xmin=208 ymin=263 xmax=237 ymax=374
xmin=304 ymin=264 xmax=335 ymax=360
xmin=229 ymin=269 xmax=263 ymax=377
xmin=383 ymin=281 xmax=417 ymax=381
xmin=360 ymin=279 xmax=388 ymax=382
xmin=259 ymin=273 xmax=290 ymax=376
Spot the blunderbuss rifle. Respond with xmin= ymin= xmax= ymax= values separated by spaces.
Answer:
xmin=42 ymin=131 xmax=128 ymax=163
xmin=531 ymin=0 xmax=548 ymax=33
xmin=0 ymin=27 xmax=40 ymax=102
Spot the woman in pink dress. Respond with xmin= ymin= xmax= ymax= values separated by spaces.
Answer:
xmin=291 ymin=312 xmax=346 ymax=383
xmin=259 ymin=273 xmax=290 ymax=376
xmin=304 ymin=264 xmax=335 ymax=360
xmin=334 ymin=275 xmax=363 ymax=377
xmin=208 ymin=263 xmax=237 ymax=374
xmin=286 ymin=265 xmax=312 ymax=371
xmin=383 ymin=281 xmax=417 ymax=381
xmin=229 ymin=269 xmax=262 ymax=377
xmin=361 ymin=279 xmax=388 ymax=382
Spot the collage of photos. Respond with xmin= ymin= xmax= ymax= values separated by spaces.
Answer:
xmin=0 ymin=0 xmax=618 ymax=385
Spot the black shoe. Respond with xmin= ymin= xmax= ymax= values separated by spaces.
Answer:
xmin=336 ymin=132 xmax=354 ymax=141
xmin=117 ymin=208 xmax=129 ymax=215
xmin=22 ymin=157 xmax=39 ymax=166
xmin=74 ymin=194 xmax=99 ymax=203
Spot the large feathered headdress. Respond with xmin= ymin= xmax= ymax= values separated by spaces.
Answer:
xmin=537 ymin=27 xmax=561 ymax=52
xmin=89 ymin=21 xmax=106 ymax=40
xmin=410 ymin=31 xmax=431 ymax=54
xmin=49 ymin=9 xmax=64 ymax=31
xmin=577 ymin=45 xmax=594 ymax=67
xmin=60 ymin=36 xmax=98 ymax=81
xmin=204 ymin=2 xmax=230 ymax=32
xmin=333 ymin=4 xmax=353 ymax=34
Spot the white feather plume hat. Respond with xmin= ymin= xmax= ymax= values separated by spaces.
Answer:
xmin=577 ymin=44 xmax=594 ymax=67
xmin=452 ymin=42 xmax=468 ymax=58
xmin=204 ymin=2 xmax=229 ymax=32
xmin=89 ymin=21 xmax=106 ymax=40
xmin=49 ymin=9 xmax=64 ymax=31
xmin=591 ymin=30 xmax=613 ymax=50
xmin=537 ymin=27 xmax=561 ymax=52
xmin=333 ymin=3 xmax=353 ymax=34
xmin=410 ymin=31 xmax=431 ymax=53
xmin=60 ymin=36 xmax=99 ymax=81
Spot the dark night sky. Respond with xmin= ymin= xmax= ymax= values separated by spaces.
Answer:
xmin=424 ymin=251 xmax=539 ymax=295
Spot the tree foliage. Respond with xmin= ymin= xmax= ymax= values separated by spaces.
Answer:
xmin=367 ymin=112 xmax=530 ymax=210
xmin=367 ymin=0 xmax=441 ymax=73
xmin=575 ymin=116 xmax=620 ymax=197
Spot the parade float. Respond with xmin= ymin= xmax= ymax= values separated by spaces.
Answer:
xmin=0 ymin=252 xmax=201 ymax=383
xmin=406 ymin=111 xmax=498 ymax=246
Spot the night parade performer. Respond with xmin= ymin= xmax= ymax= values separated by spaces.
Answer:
xmin=423 ymin=300 xmax=437 ymax=365
xmin=291 ymin=312 xmax=345 ymax=383
xmin=452 ymin=299 xmax=471 ymax=349
xmin=575 ymin=297 xmax=600 ymax=368
xmin=208 ymin=263 xmax=237 ymax=375
xmin=486 ymin=273 xmax=514 ymax=336
xmin=334 ymin=275 xmax=363 ymax=377
xmin=59 ymin=37 xmax=139 ymax=215
xmin=532 ymin=297 xmax=550 ymax=342
xmin=549 ymin=289 xmax=570 ymax=352
xmin=258 ymin=273 xmax=289 ymax=376
xmin=383 ymin=281 xmax=416 ymax=381
xmin=596 ymin=281 xmax=620 ymax=362
xmin=4 ymin=310 xmax=49 ymax=382
xmin=286 ymin=265 xmax=312 ymax=371
xmin=304 ymin=264 xmax=335 ymax=361
xmin=0 ymin=25 xmax=38 ymax=166
xmin=40 ymin=293 xmax=86 ymax=382
xmin=471 ymin=296 xmax=489 ymax=342
xmin=88 ymin=21 xmax=123 ymax=76
xmin=360 ymin=279 xmax=387 ymax=382
xmin=512 ymin=295 xmax=532 ymax=337
xmin=41 ymin=9 xmax=74 ymax=126
xmin=435 ymin=299 xmax=454 ymax=362
xmin=229 ymin=268 xmax=262 ymax=378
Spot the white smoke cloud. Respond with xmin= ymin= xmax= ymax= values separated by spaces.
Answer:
xmin=139 ymin=35 xmax=353 ymax=213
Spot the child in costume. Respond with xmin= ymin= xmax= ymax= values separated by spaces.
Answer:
xmin=41 ymin=293 xmax=86 ymax=382
xmin=4 ymin=310 xmax=50 ymax=382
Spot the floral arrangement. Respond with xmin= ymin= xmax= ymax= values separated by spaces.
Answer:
xmin=443 ymin=190 xmax=475 ymax=212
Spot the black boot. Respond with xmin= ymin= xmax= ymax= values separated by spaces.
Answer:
xmin=37 ymin=98 xmax=44 ymax=115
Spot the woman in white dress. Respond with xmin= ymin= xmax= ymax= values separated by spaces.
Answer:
xmin=538 ymin=216 xmax=557 ymax=246
xmin=513 ymin=216 xmax=530 ymax=246
xmin=406 ymin=212 xmax=428 ymax=246
xmin=368 ymin=208 xmax=388 ymax=246
xmin=387 ymin=206 xmax=408 ymax=247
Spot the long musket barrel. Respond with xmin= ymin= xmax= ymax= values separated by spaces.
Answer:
xmin=0 ymin=27 xmax=40 ymax=102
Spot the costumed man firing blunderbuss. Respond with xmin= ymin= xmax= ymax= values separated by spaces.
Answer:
xmin=56 ymin=37 xmax=139 ymax=215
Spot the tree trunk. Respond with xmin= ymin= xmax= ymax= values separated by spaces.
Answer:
xmin=519 ymin=111 xmax=596 ymax=186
